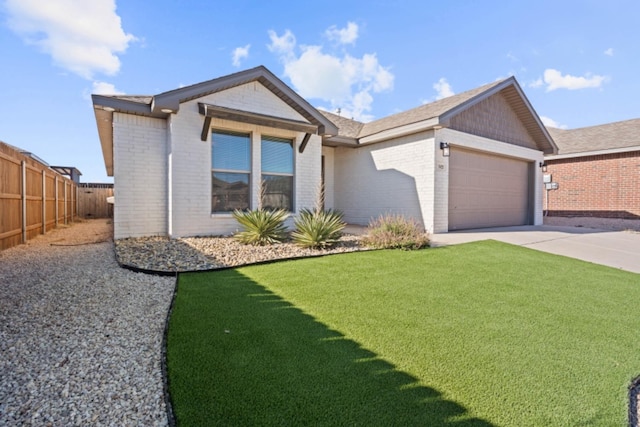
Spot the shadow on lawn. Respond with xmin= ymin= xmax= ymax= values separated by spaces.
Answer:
xmin=167 ymin=270 xmax=494 ymax=426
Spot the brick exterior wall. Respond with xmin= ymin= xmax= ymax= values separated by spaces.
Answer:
xmin=334 ymin=131 xmax=436 ymax=230
xmin=543 ymin=150 xmax=640 ymax=219
xmin=112 ymin=82 xmax=321 ymax=239
xmin=332 ymin=127 xmax=545 ymax=233
xmin=112 ymin=113 xmax=167 ymax=239
xmin=168 ymin=83 xmax=320 ymax=237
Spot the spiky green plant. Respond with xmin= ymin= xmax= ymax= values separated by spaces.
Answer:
xmin=291 ymin=208 xmax=346 ymax=249
xmin=232 ymin=208 xmax=289 ymax=246
xmin=363 ymin=214 xmax=430 ymax=250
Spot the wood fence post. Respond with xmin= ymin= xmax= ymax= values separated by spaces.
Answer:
xmin=64 ymin=181 xmax=68 ymax=225
xmin=21 ymin=161 xmax=26 ymax=244
xmin=72 ymin=184 xmax=76 ymax=222
xmin=55 ymin=175 xmax=58 ymax=227
xmin=42 ymin=170 xmax=46 ymax=234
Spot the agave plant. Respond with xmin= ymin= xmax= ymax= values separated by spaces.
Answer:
xmin=291 ymin=208 xmax=346 ymax=249
xmin=232 ymin=208 xmax=289 ymax=246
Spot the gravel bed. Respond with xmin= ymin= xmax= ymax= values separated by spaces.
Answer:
xmin=0 ymin=219 xmax=174 ymax=426
xmin=115 ymin=234 xmax=366 ymax=272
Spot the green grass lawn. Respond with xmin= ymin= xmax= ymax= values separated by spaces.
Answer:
xmin=167 ymin=240 xmax=640 ymax=426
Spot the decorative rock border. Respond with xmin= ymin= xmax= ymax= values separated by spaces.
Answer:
xmin=114 ymin=234 xmax=367 ymax=273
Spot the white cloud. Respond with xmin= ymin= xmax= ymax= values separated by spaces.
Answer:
xmin=540 ymin=69 xmax=608 ymax=92
xmin=540 ymin=115 xmax=568 ymax=129
xmin=267 ymin=29 xmax=296 ymax=55
xmin=232 ymin=44 xmax=250 ymax=67
xmin=5 ymin=0 xmax=136 ymax=79
xmin=325 ymin=22 xmax=358 ymax=45
xmin=433 ymin=77 xmax=455 ymax=100
xmin=267 ymin=28 xmax=393 ymax=122
xmin=604 ymin=48 xmax=614 ymax=56
xmin=82 ymin=80 xmax=123 ymax=100
xmin=92 ymin=80 xmax=123 ymax=95
xmin=529 ymin=78 xmax=544 ymax=88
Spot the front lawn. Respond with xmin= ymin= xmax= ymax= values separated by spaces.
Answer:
xmin=167 ymin=240 xmax=640 ymax=426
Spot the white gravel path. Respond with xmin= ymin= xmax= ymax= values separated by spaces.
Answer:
xmin=0 ymin=219 xmax=175 ymax=426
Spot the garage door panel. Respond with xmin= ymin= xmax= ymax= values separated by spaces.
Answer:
xmin=449 ymin=148 xmax=530 ymax=230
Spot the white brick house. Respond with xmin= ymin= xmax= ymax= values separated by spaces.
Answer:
xmin=92 ymin=66 xmax=556 ymax=239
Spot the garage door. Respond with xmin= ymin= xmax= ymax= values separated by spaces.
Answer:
xmin=448 ymin=147 xmax=530 ymax=230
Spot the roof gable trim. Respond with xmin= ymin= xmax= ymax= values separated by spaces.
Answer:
xmin=439 ymin=77 xmax=557 ymax=154
xmin=198 ymin=103 xmax=319 ymax=141
xmin=155 ymin=66 xmax=338 ymax=136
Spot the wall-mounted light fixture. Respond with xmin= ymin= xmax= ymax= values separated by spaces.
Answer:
xmin=539 ymin=161 xmax=547 ymax=172
xmin=440 ymin=142 xmax=450 ymax=157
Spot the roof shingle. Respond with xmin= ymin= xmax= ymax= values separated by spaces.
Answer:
xmin=547 ymin=118 xmax=640 ymax=155
xmin=358 ymin=79 xmax=507 ymax=138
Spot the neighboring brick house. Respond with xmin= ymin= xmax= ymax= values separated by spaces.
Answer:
xmin=545 ymin=119 xmax=640 ymax=219
xmin=91 ymin=66 xmax=556 ymax=239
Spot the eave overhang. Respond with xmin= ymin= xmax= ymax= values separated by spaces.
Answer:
xmin=545 ymin=145 xmax=640 ymax=160
xmin=91 ymin=66 xmax=340 ymax=175
xmin=198 ymin=103 xmax=319 ymax=141
xmin=358 ymin=117 xmax=441 ymax=145
xmin=92 ymin=95 xmax=170 ymax=177
xmin=322 ymin=135 xmax=359 ymax=147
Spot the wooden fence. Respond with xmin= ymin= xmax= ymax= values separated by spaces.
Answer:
xmin=77 ymin=183 xmax=114 ymax=219
xmin=0 ymin=145 xmax=77 ymax=251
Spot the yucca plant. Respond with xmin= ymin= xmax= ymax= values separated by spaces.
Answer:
xmin=232 ymin=208 xmax=289 ymax=245
xmin=292 ymin=208 xmax=346 ymax=249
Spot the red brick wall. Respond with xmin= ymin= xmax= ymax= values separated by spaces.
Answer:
xmin=543 ymin=151 xmax=640 ymax=219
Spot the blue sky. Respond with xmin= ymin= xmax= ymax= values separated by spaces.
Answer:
xmin=1 ymin=0 xmax=638 ymax=183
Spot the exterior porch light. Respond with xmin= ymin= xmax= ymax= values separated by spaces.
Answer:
xmin=440 ymin=142 xmax=450 ymax=157
xmin=102 ymin=106 xmax=115 ymax=112
xmin=539 ymin=161 xmax=547 ymax=172
xmin=160 ymin=108 xmax=174 ymax=114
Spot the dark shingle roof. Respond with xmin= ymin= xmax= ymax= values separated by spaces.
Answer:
xmin=358 ymin=79 xmax=507 ymax=138
xmin=320 ymin=79 xmax=508 ymax=140
xmin=319 ymin=110 xmax=364 ymax=138
xmin=319 ymin=77 xmax=556 ymax=154
xmin=547 ymin=118 xmax=640 ymax=155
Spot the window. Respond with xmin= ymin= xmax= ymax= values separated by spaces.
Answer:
xmin=211 ymin=131 xmax=250 ymax=212
xmin=261 ymin=136 xmax=293 ymax=211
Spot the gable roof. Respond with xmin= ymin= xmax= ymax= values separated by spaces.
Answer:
xmin=322 ymin=77 xmax=556 ymax=154
xmin=92 ymin=66 xmax=338 ymax=176
xmin=546 ymin=118 xmax=640 ymax=158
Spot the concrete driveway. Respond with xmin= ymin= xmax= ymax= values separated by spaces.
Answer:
xmin=432 ymin=225 xmax=640 ymax=274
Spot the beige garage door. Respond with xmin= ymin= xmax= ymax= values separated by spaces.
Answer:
xmin=448 ymin=147 xmax=530 ymax=230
